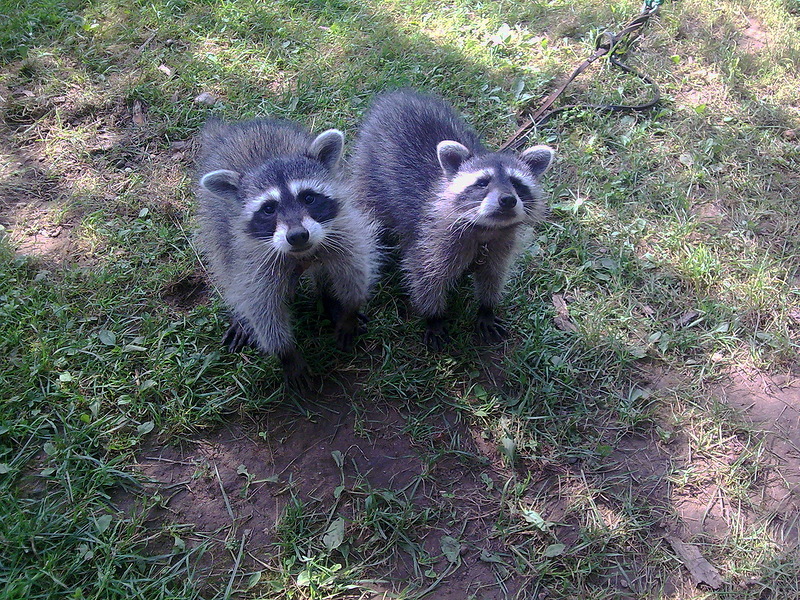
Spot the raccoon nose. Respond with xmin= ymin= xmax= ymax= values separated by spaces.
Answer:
xmin=286 ymin=227 xmax=310 ymax=247
xmin=499 ymin=195 xmax=517 ymax=209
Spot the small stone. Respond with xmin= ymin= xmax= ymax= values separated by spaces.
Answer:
xmin=194 ymin=92 xmax=217 ymax=106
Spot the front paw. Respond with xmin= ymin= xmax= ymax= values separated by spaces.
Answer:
xmin=476 ymin=307 xmax=507 ymax=344
xmin=279 ymin=349 xmax=312 ymax=392
xmin=334 ymin=310 xmax=362 ymax=352
xmin=222 ymin=318 xmax=254 ymax=352
xmin=423 ymin=316 xmax=449 ymax=351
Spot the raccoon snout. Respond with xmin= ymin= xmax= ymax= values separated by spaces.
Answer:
xmin=286 ymin=227 xmax=310 ymax=248
xmin=486 ymin=189 xmax=518 ymax=212
xmin=498 ymin=194 xmax=517 ymax=209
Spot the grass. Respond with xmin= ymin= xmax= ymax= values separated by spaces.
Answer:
xmin=1 ymin=0 xmax=799 ymax=598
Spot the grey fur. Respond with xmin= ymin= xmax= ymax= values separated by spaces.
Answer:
xmin=195 ymin=117 xmax=379 ymax=379
xmin=350 ymin=89 xmax=555 ymax=347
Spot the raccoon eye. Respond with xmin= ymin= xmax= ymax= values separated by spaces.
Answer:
xmin=299 ymin=190 xmax=320 ymax=205
xmin=509 ymin=177 xmax=531 ymax=198
xmin=260 ymin=202 xmax=277 ymax=215
xmin=473 ymin=177 xmax=490 ymax=189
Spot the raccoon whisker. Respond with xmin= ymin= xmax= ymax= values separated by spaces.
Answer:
xmin=449 ymin=221 xmax=477 ymax=242
xmin=435 ymin=201 xmax=481 ymax=223
xmin=258 ymin=243 xmax=287 ymax=270
xmin=446 ymin=207 xmax=482 ymax=236
xmin=434 ymin=206 xmax=479 ymax=234
xmin=319 ymin=232 xmax=352 ymax=258
xmin=248 ymin=249 xmax=283 ymax=287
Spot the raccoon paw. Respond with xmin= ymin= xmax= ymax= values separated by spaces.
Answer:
xmin=476 ymin=307 xmax=507 ymax=344
xmin=423 ymin=316 xmax=449 ymax=351
xmin=335 ymin=311 xmax=362 ymax=352
xmin=321 ymin=293 xmax=343 ymax=324
xmin=280 ymin=349 xmax=312 ymax=391
xmin=222 ymin=319 xmax=254 ymax=353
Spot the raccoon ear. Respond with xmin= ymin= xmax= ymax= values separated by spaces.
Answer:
xmin=308 ymin=129 xmax=344 ymax=170
xmin=519 ymin=145 xmax=555 ymax=177
xmin=200 ymin=169 xmax=241 ymax=199
xmin=437 ymin=141 xmax=471 ymax=177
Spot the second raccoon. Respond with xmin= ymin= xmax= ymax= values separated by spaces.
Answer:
xmin=351 ymin=89 xmax=555 ymax=349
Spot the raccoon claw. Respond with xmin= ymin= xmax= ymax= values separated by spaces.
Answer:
xmin=476 ymin=307 xmax=507 ymax=344
xmin=477 ymin=318 xmax=507 ymax=344
xmin=324 ymin=298 xmax=368 ymax=350
xmin=423 ymin=317 xmax=449 ymax=351
xmin=335 ymin=311 xmax=362 ymax=352
xmin=223 ymin=320 xmax=253 ymax=353
xmin=280 ymin=350 xmax=312 ymax=391
xmin=336 ymin=330 xmax=356 ymax=352
xmin=286 ymin=370 xmax=314 ymax=394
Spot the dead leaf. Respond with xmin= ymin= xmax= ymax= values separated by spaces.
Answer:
xmin=132 ymin=100 xmax=146 ymax=126
xmin=674 ymin=310 xmax=700 ymax=327
xmin=667 ymin=536 xmax=723 ymax=589
xmin=91 ymin=132 xmax=117 ymax=152
xmin=552 ymin=294 xmax=577 ymax=332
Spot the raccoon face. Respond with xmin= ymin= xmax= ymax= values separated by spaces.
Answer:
xmin=437 ymin=141 xmax=555 ymax=228
xmin=242 ymin=176 xmax=340 ymax=255
xmin=200 ymin=129 xmax=344 ymax=257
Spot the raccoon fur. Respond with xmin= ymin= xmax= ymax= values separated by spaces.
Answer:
xmin=195 ymin=117 xmax=379 ymax=381
xmin=351 ymin=89 xmax=555 ymax=349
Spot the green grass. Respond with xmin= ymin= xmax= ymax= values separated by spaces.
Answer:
xmin=1 ymin=0 xmax=799 ymax=598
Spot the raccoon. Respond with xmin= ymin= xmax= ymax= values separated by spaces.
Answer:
xmin=351 ymin=89 xmax=555 ymax=349
xmin=195 ymin=117 xmax=378 ymax=382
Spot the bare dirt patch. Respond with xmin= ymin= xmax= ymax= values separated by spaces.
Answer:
xmin=716 ymin=367 xmax=800 ymax=539
xmin=115 ymin=395 xmax=523 ymax=598
xmin=739 ymin=16 xmax=768 ymax=53
xmin=116 ymin=362 xmax=800 ymax=596
xmin=0 ymin=126 xmax=82 ymax=264
xmin=1 ymin=199 xmax=80 ymax=263
xmin=649 ymin=365 xmax=800 ymax=546
xmin=162 ymin=272 xmax=210 ymax=311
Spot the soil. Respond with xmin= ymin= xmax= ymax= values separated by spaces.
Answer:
xmin=716 ymin=368 xmax=800 ymax=538
xmin=162 ymin=272 xmax=210 ymax=311
xmin=106 ymin=356 xmax=800 ymax=598
xmin=0 ymin=125 xmax=80 ymax=264
xmin=739 ymin=16 xmax=768 ymax=53
xmin=114 ymin=395 xmax=524 ymax=598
